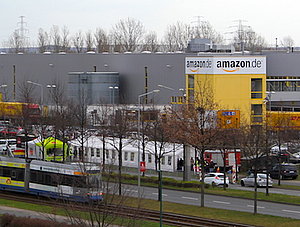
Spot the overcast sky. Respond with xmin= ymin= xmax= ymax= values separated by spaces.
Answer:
xmin=1 ymin=0 xmax=299 ymax=47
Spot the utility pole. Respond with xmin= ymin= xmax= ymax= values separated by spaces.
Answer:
xmin=16 ymin=16 xmax=29 ymax=49
xmin=230 ymin=20 xmax=250 ymax=54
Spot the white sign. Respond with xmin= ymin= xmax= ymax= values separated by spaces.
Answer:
xmin=185 ymin=56 xmax=266 ymax=75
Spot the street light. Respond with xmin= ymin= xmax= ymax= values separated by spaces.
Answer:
xmin=137 ymin=89 xmax=160 ymax=198
xmin=27 ymin=81 xmax=43 ymax=105
xmin=46 ymin=84 xmax=56 ymax=105
xmin=46 ymin=84 xmax=56 ymax=88
xmin=109 ymin=86 xmax=119 ymax=105
xmin=109 ymin=86 xmax=119 ymax=114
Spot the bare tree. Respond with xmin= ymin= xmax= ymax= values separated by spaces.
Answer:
xmin=50 ymin=25 xmax=61 ymax=53
xmin=142 ymin=31 xmax=159 ymax=52
xmin=281 ymin=36 xmax=294 ymax=49
xmin=8 ymin=30 xmax=24 ymax=53
xmin=240 ymin=125 xmax=266 ymax=215
xmin=62 ymin=163 xmax=141 ymax=227
xmin=86 ymin=30 xmax=94 ymax=52
xmin=72 ymin=31 xmax=85 ymax=53
xmin=61 ymin=25 xmax=71 ymax=53
xmin=111 ymin=18 xmax=145 ymax=52
xmin=192 ymin=20 xmax=224 ymax=44
xmin=17 ymin=80 xmax=36 ymax=103
xmin=163 ymin=21 xmax=192 ymax=52
xmin=95 ymin=28 xmax=109 ymax=53
xmin=232 ymin=27 xmax=267 ymax=52
xmin=108 ymin=108 xmax=134 ymax=195
xmin=37 ymin=28 xmax=50 ymax=53
xmin=163 ymin=80 xmax=219 ymax=207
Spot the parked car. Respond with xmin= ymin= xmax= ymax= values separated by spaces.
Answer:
xmin=240 ymin=173 xmax=273 ymax=187
xmin=204 ymin=172 xmax=229 ymax=187
xmin=292 ymin=152 xmax=300 ymax=159
xmin=269 ymin=163 xmax=298 ymax=179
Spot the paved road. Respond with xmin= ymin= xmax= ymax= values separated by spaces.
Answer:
xmin=121 ymin=184 xmax=300 ymax=219
xmin=229 ymin=183 xmax=300 ymax=196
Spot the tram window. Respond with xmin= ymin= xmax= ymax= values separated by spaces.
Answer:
xmin=62 ymin=175 xmax=73 ymax=186
xmin=30 ymin=171 xmax=37 ymax=182
xmin=0 ymin=167 xmax=3 ymax=175
xmin=38 ymin=174 xmax=44 ymax=184
xmin=45 ymin=174 xmax=51 ymax=185
xmin=3 ymin=168 xmax=10 ymax=177
xmin=17 ymin=170 xmax=24 ymax=181
xmin=11 ymin=170 xmax=17 ymax=179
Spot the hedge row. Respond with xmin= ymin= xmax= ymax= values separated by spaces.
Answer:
xmin=103 ymin=172 xmax=210 ymax=189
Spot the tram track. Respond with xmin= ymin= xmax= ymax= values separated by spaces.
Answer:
xmin=0 ymin=191 xmax=256 ymax=227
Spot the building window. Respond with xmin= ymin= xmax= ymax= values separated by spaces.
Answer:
xmin=96 ymin=148 xmax=100 ymax=157
xmin=124 ymin=152 xmax=128 ymax=161
xmin=112 ymin=150 xmax=116 ymax=160
xmin=148 ymin=154 xmax=152 ymax=163
xmin=85 ymin=147 xmax=88 ymax=156
xmin=188 ymin=75 xmax=194 ymax=89
xmin=91 ymin=148 xmax=95 ymax=157
xmin=130 ymin=152 xmax=135 ymax=161
xmin=251 ymin=104 xmax=263 ymax=123
xmin=161 ymin=156 xmax=165 ymax=165
xmin=167 ymin=156 xmax=172 ymax=165
xmin=251 ymin=78 xmax=262 ymax=99
xmin=105 ymin=150 xmax=109 ymax=159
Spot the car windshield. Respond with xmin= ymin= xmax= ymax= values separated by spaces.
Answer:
xmin=0 ymin=141 xmax=6 ymax=145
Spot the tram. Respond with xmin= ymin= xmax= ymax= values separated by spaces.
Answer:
xmin=0 ymin=156 xmax=103 ymax=202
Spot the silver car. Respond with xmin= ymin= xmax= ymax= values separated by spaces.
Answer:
xmin=240 ymin=173 xmax=273 ymax=187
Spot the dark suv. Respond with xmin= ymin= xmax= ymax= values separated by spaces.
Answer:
xmin=270 ymin=164 xmax=298 ymax=180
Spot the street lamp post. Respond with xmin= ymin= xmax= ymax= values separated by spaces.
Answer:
xmin=137 ymin=89 xmax=159 ymax=198
xmin=27 ymin=81 xmax=43 ymax=105
xmin=46 ymin=84 xmax=56 ymax=105
xmin=265 ymin=91 xmax=275 ymax=195
xmin=109 ymin=86 xmax=119 ymax=113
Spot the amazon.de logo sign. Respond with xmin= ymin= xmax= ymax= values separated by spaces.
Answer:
xmin=186 ymin=59 xmax=212 ymax=73
xmin=216 ymin=59 xmax=262 ymax=73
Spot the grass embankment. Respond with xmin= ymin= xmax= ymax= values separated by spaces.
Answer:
xmin=1 ymin=196 xmax=300 ymax=227
xmin=107 ymin=173 xmax=300 ymax=205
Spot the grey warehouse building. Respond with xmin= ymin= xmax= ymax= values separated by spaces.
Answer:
xmin=0 ymin=51 xmax=300 ymax=110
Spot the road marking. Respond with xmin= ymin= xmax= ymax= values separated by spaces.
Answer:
xmin=124 ymin=189 xmax=138 ymax=193
xmin=213 ymin=200 xmax=231 ymax=204
xmin=247 ymin=205 xmax=265 ymax=209
xmin=182 ymin=196 xmax=198 ymax=200
xmin=282 ymin=209 xmax=300 ymax=214
xmin=152 ymin=193 xmax=167 ymax=196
